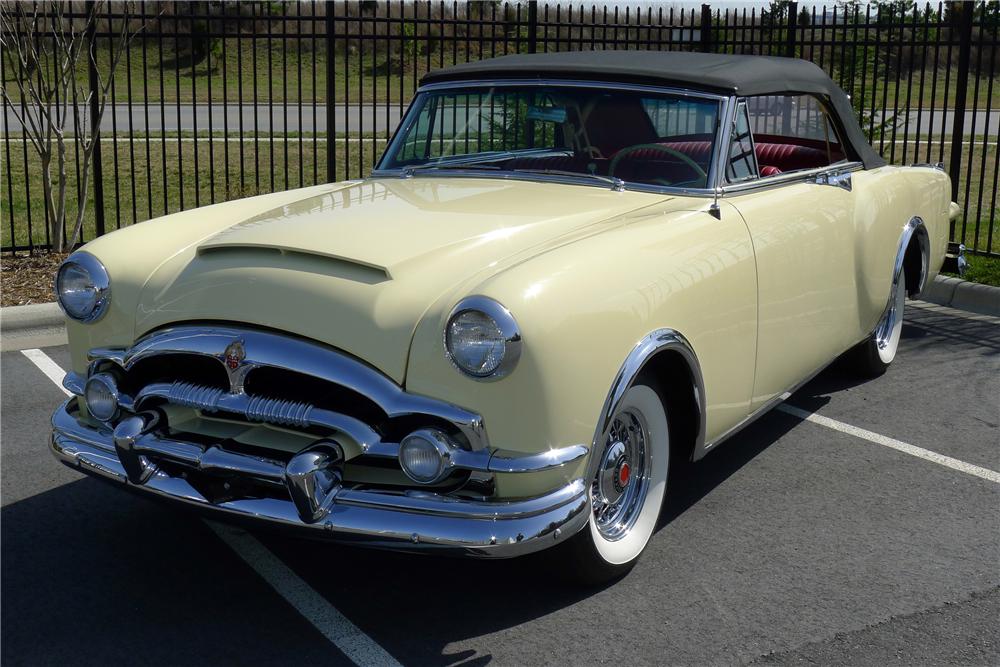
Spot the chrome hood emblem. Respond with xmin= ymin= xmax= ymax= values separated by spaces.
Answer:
xmin=219 ymin=338 xmax=254 ymax=394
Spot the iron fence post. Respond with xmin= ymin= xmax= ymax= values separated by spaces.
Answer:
xmin=947 ymin=1 xmax=973 ymax=213
xmin=785 ymin=1 xmax=798 ymax=58
xmin=325 ymin=1 xmax=336 ymax=182
xmin=527 ymin=0 xmax=538 ymax=53
xmin=86 ymin=0 xmax=106 ymax=239
xmin=700 ymin=4 xmax=712 ymax=53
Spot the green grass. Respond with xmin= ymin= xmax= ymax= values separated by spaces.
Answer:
xmin=947 ymin=254 xmax=1000 ymax=287
xmin=2 ymin=134 xmax=387 ymax=250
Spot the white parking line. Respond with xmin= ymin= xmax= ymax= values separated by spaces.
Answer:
xmin=206 ymin=522 xmax=402 ymax=667
xmin=777 ymin=403 xmax=1000 ymax=484
xmin=20 ymin=350 xmax=402 ymax=667
xmin=20 ymin=349 xmax=71 ymax=396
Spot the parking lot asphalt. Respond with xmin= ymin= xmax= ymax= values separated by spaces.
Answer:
xmin=2 ymin=301 xmax=998 ymax=666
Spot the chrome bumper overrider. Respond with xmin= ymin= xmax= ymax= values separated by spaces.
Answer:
xmin=51 ymin=399 xmax=590 ymax=557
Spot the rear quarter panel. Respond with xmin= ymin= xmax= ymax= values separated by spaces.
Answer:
xmin=852 ymin=166 xmax=950 ymax=335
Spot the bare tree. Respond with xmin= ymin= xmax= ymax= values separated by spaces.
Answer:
xmin=0 ymin=1 xmax=137 ymax=252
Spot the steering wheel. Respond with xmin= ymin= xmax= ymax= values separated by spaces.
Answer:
xmin=608 ymin=144 xmax=708 ymax=185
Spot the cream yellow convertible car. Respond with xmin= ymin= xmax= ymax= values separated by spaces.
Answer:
xmin=50 ymin=52 xmax=953 ymax=582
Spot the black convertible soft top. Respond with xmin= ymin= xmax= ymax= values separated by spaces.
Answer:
xmin=421 ymin=51 xmax=884 ymax=169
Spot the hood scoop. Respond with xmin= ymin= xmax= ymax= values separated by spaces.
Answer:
xmin=197 ymin=244 xmax=391 ymax=285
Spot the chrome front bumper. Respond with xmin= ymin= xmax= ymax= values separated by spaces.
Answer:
xmin=51 ymin=398 xmax=590 ymax=557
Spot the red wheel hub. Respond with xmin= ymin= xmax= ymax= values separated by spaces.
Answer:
xmin=618 ymin=461 xmax=631 ymax=486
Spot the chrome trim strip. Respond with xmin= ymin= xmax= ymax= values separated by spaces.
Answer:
xmin=93 ymin=325 xmax=490 ymax=451
xmin=487 ymin=445 xmax=590 ymax=474
xmin=719 ymin=161 xmax=865 ymax=195
xmin=589 ymin=328 xmax=706 ymax=478
xmin=51 ymin=399 xmax=589 ymax=557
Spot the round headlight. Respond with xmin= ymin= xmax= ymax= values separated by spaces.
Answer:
xmin=444 ymin=296 xmax=521 ymax=380
xmin=84 ymin=373 xmax=120 ymax=422
xmin=398 ymin=429 xmax=454 ymax=484
xmin=56 ymin=252 xmax=111 ymax=322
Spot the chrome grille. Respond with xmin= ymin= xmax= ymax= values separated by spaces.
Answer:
xmin=164 ymin=381 xmax=316 ymax=428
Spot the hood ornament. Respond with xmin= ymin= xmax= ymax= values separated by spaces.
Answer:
xmin=219 ymin=338 xmax=255 ymax=394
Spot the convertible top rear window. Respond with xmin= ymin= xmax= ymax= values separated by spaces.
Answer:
xmin=378 ymin=85 xmax=721 ymax=190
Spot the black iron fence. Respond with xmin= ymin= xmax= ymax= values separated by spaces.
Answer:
xmin=2 ymin=1 xmax=998 ymax=257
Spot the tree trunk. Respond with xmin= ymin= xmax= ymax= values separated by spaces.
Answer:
xmin=54 ymin=136 xmax=69 ymax=251
xmin=68 ymin=140 xmax=95 ymax=251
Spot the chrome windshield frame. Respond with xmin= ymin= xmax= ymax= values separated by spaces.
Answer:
xmin=371 ymin=78 xmax=731 ymax=197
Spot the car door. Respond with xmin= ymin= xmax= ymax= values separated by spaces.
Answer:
xmin=724 ymin=96 xmax=862 ymax=412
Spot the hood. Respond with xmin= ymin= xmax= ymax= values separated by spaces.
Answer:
xmin=135 ymin=177 xmax=672 ymax=382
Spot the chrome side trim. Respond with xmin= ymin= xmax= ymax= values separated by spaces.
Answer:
xmin=589 ymin=329 xmax=706 ymax=479
xmin=719 ymin=161 xmax=865 ymax=196
xmin=894 ymin=216 xmax=930 ymax=298
xmin=93 ymin=325 xmax=490 ymax=451
xmin=487 ymin=445 xmax=590 ymax=474
xmin=51 ymin=399 xmax=589 ymax=557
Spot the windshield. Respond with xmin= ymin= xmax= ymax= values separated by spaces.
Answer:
xmin=378 ymin=85 xmax=721 ymax=190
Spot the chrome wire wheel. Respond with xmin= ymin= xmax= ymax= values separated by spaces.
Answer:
xmin=584 ymin=383 xmax=670 ymax=567
xmin=592 ymin=409 xmax=651 ymax=541
xmin=875 ymin=274 xmax=906 ymax=365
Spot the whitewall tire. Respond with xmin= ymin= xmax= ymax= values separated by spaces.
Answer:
xmin=563 ymin=383 xmax=670 ymax=582
xmin=850 ymin=271 xmax=906 ymax=377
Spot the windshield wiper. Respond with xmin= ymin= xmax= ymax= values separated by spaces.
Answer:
xmin=401 ymin=162 xmax=503 ymax=176
xmin=514 ymin=168 xmax=625 ymax=191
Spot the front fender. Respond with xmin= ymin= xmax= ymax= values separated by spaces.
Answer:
xmin=405 ymin=203 xmax=757 ymax=497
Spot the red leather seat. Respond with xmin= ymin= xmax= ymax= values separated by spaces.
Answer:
xmin=760 ymin=165 xmax=783 ymax=176
xmin=619 ymin=141 xmax=714 ymax=164
xmin=754 ymin=142 xmax=829 ymax=172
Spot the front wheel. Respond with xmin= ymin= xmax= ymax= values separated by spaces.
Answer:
xmin=849 ymin=272 xmax=906 ymax=377
xmin=561 ymin=383 xmax=669 ymax=584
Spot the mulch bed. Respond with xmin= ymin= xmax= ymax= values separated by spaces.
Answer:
xmin=1 ymin=252 xmax=67 ymax=307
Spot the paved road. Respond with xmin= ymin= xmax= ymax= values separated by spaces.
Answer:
xmin=3 ymin=104 xmax=997 ymax=137
xmin=2 ymin=302 xmax=999 ymax=665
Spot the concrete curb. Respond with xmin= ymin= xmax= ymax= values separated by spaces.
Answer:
xmin=1 ymin=274 xmax=997 ymax=335
xmin=1 ymin=302 xmax=64 ymax=334
xmin=921 ymin=275 xmax=1000 ymax=317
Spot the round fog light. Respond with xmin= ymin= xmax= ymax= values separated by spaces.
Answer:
xmin=85 ymin=373 xmax=120 ymax=422
xmin=399 ymin=429 xmax=454 ymax=484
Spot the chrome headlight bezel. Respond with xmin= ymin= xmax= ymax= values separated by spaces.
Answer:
xmin=55 ymin=251 xmax=111 ymax=323
xmin=443 ymin=296 xmax=522 ymax=381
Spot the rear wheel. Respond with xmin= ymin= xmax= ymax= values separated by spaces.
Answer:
xmin=562 ymin=383 xmax=669 ymax=584
xmin=849 ymin=272 xmax=906 ymax=377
